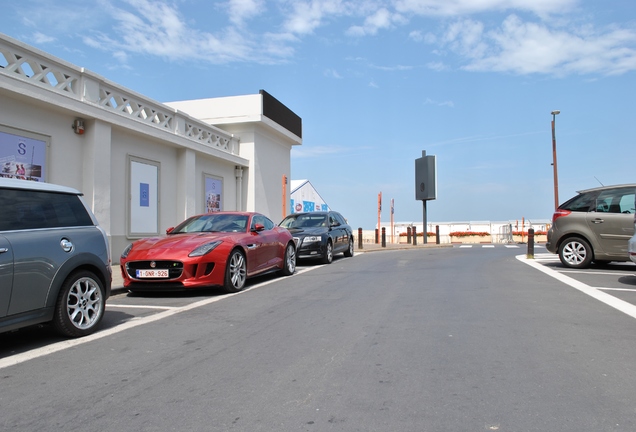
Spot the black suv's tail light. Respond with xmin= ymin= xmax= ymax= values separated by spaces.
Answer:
xmin=552 ymin=209 xmax=571 ymax=223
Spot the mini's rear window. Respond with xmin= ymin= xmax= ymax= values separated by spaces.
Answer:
xmin=0 ymin=188 xmax=93 ymax=231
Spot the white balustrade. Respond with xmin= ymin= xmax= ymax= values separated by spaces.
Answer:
xmin=0 ymin=34 xmax=238 ymax=155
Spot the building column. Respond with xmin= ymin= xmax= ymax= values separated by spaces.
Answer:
xmin=82 ymin=119 xmax=112 ymax=238
xmin=176 ymin=148 xmax=196 ymax=220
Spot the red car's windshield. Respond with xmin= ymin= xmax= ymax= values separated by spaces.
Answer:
xmin=171 ymin=214 xmax=249 ymax=234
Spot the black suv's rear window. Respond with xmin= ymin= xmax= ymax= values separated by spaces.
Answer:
xmin=0 ymin=189 xmax=93 ymax=231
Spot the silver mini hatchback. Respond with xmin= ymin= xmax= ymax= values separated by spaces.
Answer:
xmin=0 ymin=178 xmax=111 ymax=337
xmin=546 ymin=184 xmax=636 ymax=268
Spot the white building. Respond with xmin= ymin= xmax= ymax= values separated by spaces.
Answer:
xmin=289 ymin=179 xmax=329 ymax=213
xmin=0 ymin=33 xmax=301 ymax=263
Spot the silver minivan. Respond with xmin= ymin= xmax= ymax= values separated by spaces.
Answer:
xmin=0 ymin=178 xmax=111 ymax=337
xmin=546 ymin=184 xmax=636 ymax=268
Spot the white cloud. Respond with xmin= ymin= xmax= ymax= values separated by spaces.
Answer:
xmin=440 ymin=15 xmax=636 ymax=75
xmin=13 ymin=0 xmax=636 ymax=77
xmin=226 ymin=0 xmax=267 ymax=27
xmin=82 ymin=0 xmax=287 ymax=65
xmin=424 ymin=97 xmax=454 ymax=107
xmin=324 ymin=68 xmax=343 ymax=78
xmin=32 ymin=32 xmax=55 ymax=44
xmin=282 ymin=0 xmax=357 ymax=35
xmin=426 ymin=61 xmax=448 ymax=71
xmin=370 ymin=63 xmax=413 ymax=71
xmin=345 ymin=7 xmax=405 ymax=36
xmin=394 ymin=0 xmax=577 ymax=18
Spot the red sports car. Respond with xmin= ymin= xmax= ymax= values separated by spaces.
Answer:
xmin=120 ymin=212 xmax=296 ymax=293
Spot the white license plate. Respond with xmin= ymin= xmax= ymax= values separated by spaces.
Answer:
xmin=136 ymin=269 xmax=169 ymax=278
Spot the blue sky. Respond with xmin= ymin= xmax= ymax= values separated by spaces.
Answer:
xmin=1 ymin=0 xmax=635 ymax=229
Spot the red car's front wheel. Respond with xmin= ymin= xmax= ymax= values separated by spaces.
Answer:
xmin=224 ymin=249 xmax=247 ymax=293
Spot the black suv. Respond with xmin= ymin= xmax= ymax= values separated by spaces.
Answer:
xmin=546 ymin=184 xmax=636 ymax=268
xmin=0 ymin=178 xmax=112 ymax=336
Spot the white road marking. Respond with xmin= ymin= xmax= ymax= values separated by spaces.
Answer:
xmin=517 ymin=255 xmax=636 ymax=320
xmin=0 ymin=267 xmax=316 ymax=370
xmin=598 ymin=287 xmax=636 ymax=292
xmin=106 ymin=304 xmax=178 ymax=310
xmin=561 ymin=270 xmax=636 ymax=277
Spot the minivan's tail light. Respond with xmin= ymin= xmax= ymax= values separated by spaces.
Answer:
xmin=552 ymin=209 xmax=571 ymax=223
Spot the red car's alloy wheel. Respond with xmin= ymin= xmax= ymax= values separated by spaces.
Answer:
xmin=224 ymin=250 xmax=247 ymax=293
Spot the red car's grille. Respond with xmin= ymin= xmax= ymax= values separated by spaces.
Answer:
xmin=126 ymin=261 xmax=184 ymax=279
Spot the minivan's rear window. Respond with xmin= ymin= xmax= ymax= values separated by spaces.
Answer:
xmin=0 ymin=189 xmax=93 ymax=231
xmin=560 ymin=192 xmax=596 ymax=212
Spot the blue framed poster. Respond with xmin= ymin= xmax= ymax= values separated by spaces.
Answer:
xmin=0 ymin=126 xmax=47 ymax=182
xmin=129 ymin=157 xmax=159 ymax=236
xmin=205 ymin=175 xmax=223 ymax=213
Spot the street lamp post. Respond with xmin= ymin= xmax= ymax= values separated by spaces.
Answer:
xmin=551 ymin=110 xmax=560 ymax=210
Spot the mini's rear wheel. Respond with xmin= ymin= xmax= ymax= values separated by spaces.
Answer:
xmin=559 ymin=237 xmax=593 ymax=269
xmin=53 ymin=270 xmax=105 ymax=337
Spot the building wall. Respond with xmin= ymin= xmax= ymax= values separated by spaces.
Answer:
xmin=168 ymin=96 xmax=302 ymax=224
xmin=0 ymin=34 xmax=300 ymax=265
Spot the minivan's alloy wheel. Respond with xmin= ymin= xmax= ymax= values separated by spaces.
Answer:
xmin=559 ymin=237 xmax=593 ymax=269
xmin=280 ymin=242 xmax=296 ymax=276
xmin=321 ymin=241 xmax=333 ymax=264
xmin=53 ymin=270 xmax=105 ymax=337
xmin=224 ymin=249 xmax=247 ymax=293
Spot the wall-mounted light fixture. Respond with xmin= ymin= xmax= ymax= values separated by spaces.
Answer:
xmin=72 ymin=118 xmax=85 ymax=135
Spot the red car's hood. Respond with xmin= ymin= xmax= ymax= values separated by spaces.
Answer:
xmin=127 ymin=232 xmax=235 ymax=259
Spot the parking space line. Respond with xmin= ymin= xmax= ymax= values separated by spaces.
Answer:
xmin=598 ymin=287 xmax=636 ymax=293
xmin=561 ymin=270 xmax=636 ymax=277
xmin=106 ymin=304 xmax=178 ymax=310
xmin=517 ymin=255 xmax=636 ymax=320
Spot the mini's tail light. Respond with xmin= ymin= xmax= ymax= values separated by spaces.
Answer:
xmin=552 ymin=209 xmax=571 ymax=223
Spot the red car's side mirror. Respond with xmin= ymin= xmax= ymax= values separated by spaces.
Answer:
xmin=166 ymin=227 xmax=175 ymax=234
xmin=253 ymin=223 xmax=265 ymax=232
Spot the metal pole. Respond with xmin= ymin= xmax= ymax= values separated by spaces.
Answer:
xmin=423 ymin=200 xmax=428 ymax=244
xmin=551 ymin=111 xmax=560 ymax=210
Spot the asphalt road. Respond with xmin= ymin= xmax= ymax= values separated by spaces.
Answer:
xmin=2 ymin=246 xmax=636 ymax=431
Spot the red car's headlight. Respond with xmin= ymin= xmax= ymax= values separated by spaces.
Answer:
xmin=189 ymin=241 xmax=222 ymax=257
xmin=121 ymin=243 xmax=133 ymax=259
